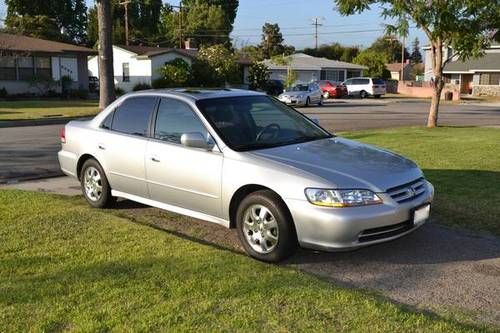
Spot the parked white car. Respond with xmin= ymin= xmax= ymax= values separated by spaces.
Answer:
xmin=278 ymin=83 xmax=323 ymax=106
xmin=343 ymin=77 xmax=386 ymax=98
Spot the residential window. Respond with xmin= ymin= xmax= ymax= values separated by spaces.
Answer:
xmin=346 ymin=70 xmax=361 ymax=79
xmin=35 ymin=57 xmax=51 ymax=79
xmin=17 ymin=56 xmax=34 ymax=81
xmin=480 ymin=73 xmax=500 ymax=85
xmin=122 ymin=62 xmax=130 ymax=82
xmin=323 ymin=70 xmax=345 ymax=83
xmin=0 ymin=56 xmax=16 ymax=80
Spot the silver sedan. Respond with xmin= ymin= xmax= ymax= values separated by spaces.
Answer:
xmin=58 ymin=89 xmax=433 ymax=262
xmin=278 ymin=83 xmax=323 ymax=106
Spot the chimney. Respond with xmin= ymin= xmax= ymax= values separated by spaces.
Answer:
xmin=184 ymin=38 xmax=197 ymax=50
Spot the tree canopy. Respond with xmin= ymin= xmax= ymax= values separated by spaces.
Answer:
xmin=302 ymin=42 xmax=360 ymax=62
xmin=259 ymin=23 xmax=295 ymax=59
xmin=410 ymin=37 xmax=422 ymax=63
xmin=353 ymin=50 xmax=390 ymax=78
xmin=368 ymin=36 xmax=409 ymax=63
xmin=5 ymin=0 xmax=88 ymax=43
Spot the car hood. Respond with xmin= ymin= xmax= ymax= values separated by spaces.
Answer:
xmin=280 ymin=91 xmax=308 ymax=98
xmin=249 ymin=137 xmax=423 ymax=192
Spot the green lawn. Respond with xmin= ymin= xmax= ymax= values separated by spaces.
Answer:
xmin=0 ymin=100 xmax=99 ymax=121
xmin=342 ymin=126 xmax=500 ymax=236
xmin=0 ymin=190 xmax=491 ymax=332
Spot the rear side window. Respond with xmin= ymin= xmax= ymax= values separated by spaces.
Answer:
xmin=360 ymin=79 xmax=370 ymax=84
xmin=372 ymin=78 xmax=385 ymax=84
xmin=101 ymin=111 xmax=114 ymax=129
xmin=111 ymin=97 xmax=157 ymax=136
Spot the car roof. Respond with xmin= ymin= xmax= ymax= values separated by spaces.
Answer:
xmin=123 ymin=88 xmax=266 ymax=101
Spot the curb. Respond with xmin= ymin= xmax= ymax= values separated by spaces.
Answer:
xmin=0 ymin=171 xmax=64 ymax=185
xmin=0 ymin=116 xmax=91 ymax=128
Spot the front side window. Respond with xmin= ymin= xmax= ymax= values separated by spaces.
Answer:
xmin=122 ymin=63 xmax=130 ymax=82
xmin=111 ymin=97 xmax=157 ymax=136
xmin=154 ymin=98 xmax=207 ymax=144
xmin=196 ymin=96 xmax=331 ymax=151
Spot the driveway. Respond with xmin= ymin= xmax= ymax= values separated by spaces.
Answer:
xmin=2 ymin=176 xmax=500 ymax=327
xmin=1 ymin=99 xmax=499 ymax=183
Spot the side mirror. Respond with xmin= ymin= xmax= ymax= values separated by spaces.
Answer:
xmin=180 ymin=132 xmax=214 ymax=150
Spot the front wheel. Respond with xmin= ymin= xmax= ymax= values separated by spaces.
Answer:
xmin=236 ymin=190 xmax=297 ymax=262
xmin=80 ymin=158 xmax=115 ymax=208
xmin=318 ymin=96 xmax=323 ymax=106
xmin=305 ymin=97 xmax=310 ymax=107
xmin=360 ymin=90 xmax=368 ymax=99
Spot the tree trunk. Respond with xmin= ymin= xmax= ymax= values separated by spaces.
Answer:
xmin=96 ymin=0 xmax=115 ymax=110
xmin=427 ymin=40 xmax=444 ymax=128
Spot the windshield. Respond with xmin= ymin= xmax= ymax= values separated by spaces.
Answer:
xmin=196 ymin=95 xmax=332 ymax=151
xmin=285 ymin=84 xmax=308 ymax=92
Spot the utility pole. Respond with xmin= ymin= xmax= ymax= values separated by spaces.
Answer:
xmin=119 ymin=0 xmax=131 ymax=46
xmin=179 ymin=1 xmax=183 ymax=48
xmin=401 ymin=35 xmax=405 ymax=81
xmin=311 ymin=17 xmax=324 ymax=50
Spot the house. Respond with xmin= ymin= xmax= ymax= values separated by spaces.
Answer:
xmin=262 ymin=53 xmax=366 ymax=84
xmin=423 ymin=44 xmax=500 ymax=96
xmin=0 ymin=33 xmax=96 ymax=94
xmin=88 ymin=44 xmax=252 ymax=92
xmin=386 ymin=61 xmax=412 ymax=81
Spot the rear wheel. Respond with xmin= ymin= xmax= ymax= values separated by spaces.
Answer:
xmin=318 ymin=96 xmax=323 ymax=106
xmin=305 ymin=97 xmax=310 ymax=107
xmin=236 ymin=190 xmax=297 ymax=262
xmin=80 ymin=158 xmax=115 ymax=208
xmin=360 ymin=90 xmax=368 ymax=99
xmin=374 ymin=94 xmax=381 ymax=99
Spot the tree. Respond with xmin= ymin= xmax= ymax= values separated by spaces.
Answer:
xmin=260 ymin=23 xmax=295 ymax=59
xmin=334 ymin=0 xmax=499 ymax=128
xmin=191 ymin=44 xmax=239 ymax=86
xmin=96 ymin=0 xmax=116 ymax=109
xmin=353 ymin=50 xmax=391 ymax=79
xmin=3 ymin=15 xmax=63 ymax=41
xmin=410 ymin=37 xmax=422 ymax=64
xmin=368 ymin=36 xmax=409 ymax=63
xmin=156 ymin=58 xmax=192 ymax=88
xmin=5 ymin=0 xmax=88 ymax=43
xmin=271 ymin=55 xmax=297 ymax=88
xmin=302 ymin=43 xmax=360 ymax=62
xmin=183 ymin=0 xmax=239 ymax=34
xmin=247 ymin=62 xmax=270 ymax=90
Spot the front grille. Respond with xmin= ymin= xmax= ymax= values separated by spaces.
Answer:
xmin=358 ymin=220 xmax=413 ymax=243
xmin=387 ymin=177 xmax=426 ymax=203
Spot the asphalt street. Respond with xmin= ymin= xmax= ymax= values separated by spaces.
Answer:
xmin=1 ymin=99 xmax=499 ymax=182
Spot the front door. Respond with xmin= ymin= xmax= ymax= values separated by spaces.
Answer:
xmin=460 ymin=74 xmax=473 ymax=94
xmin=145 ymin=97 xmax=223 ymax=218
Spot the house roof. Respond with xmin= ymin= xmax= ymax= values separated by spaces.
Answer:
xmin=116 ymin=44 xmax=198 ymax=58
xmin=386 ymin=62 xmax=411 ymax=72
xmin=262 ymin=53 xmax=366 ymax=71
xmin=444 ymin=53 xmax=500 ymax=73
xmin=0 ymin=33 xmax=96 ymax=55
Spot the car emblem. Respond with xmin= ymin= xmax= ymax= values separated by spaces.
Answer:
xmin=406 ymin=187 xmax=416 ymax=197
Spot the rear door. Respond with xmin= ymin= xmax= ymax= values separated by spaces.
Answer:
xmin=98 ymin=96 xmax=157 ymax=198
xmin=145 ymin=97 xmax=223 ymax=218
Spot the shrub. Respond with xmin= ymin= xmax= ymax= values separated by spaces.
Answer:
xmin=115 ymin=87 xmax=126 ymax=96
xmin=157 ymin=58 xmax=192 ymax=88
xmin=0 ymin=87 xmax=8 ymax=99
xmin=248 ymin=62 xmax=270 ymax=91
xmin=152 ymin=78 xmax=170 ymax=89
xmin=133 ymin=83 xmax=152 ymax=91
xmin=191 ymin=44 xmax=239 ymax=87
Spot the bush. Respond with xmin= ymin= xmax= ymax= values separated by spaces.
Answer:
xmin=0 ymin=87 xmax=8 ymax=99
xmin=152 ymin=78 xmax=170 ymax=89
xmin=248 ymin=62 xmax=270 ymax=91
xmin=157 ymin=58 xmax=192 ymax=88
xmin=115 ymin=87 xmax=125 ymax=96
xmin=133 ymin=83 xmax=152 ymax=91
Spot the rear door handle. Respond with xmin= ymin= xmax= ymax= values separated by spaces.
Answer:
xmin=151 ymin=156 xmax=160 ymax=162
xmin=98 ymin=144 xmax=106 ymax=150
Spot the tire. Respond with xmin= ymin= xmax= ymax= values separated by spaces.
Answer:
xmin=323 ymin=91 xmax=330 ymax=99
xmin=318 ymin=96 xmax=323 ymax=106
xmin=374 ymin=94 xmax=381 ymax=99
xmin=305 ymin=97 xmax=310 ymax=107
xmin=360 ymin=90 xmax=368 ymax=99
xmin=80 ymin=158 xmax=115 ymax=208
xmin=236 ymin=190 xmax=297 ymax=262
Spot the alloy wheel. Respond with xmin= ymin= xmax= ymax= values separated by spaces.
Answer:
xmin=84 ymin=166 xmax=103 ymax=201
xmin=242 ymin=204 xmax=279 ymax=254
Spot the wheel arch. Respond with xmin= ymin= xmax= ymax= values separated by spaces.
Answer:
xmin=228 ymin=184 xmax=295 ymax=230
xmin=76 ymin=154 xmax=101 ymax=180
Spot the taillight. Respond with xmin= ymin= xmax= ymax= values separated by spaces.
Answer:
xmin=60 ymin=127 xmax=66 ymax=144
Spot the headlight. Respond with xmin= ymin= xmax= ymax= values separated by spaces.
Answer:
xmin=297 ymin=94 xmax=304 ymax=99
xmin=305 ymin=188 xmax=383 ymax=207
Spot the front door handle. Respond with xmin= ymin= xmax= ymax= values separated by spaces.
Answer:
xmin=98 ymin=144 xmax=105 ymax=150
xmin=151 ymin=156 xmax=160 ymax=162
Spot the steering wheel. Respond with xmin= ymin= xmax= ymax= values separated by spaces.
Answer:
xmin=256 ymin=123 xmax=281 ymax=141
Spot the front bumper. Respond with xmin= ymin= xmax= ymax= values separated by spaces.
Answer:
xmin=278 ymin=96 xmax=307 ymax=106
xmin=285 ymin=181 xmax=434 ymax=251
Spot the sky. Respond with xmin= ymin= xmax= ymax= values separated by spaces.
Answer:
xmin=0 ymin=0 xmax=427 ymax=50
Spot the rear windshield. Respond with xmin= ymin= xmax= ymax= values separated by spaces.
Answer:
xmin=372 ymin=79 xmax=385 ymax=84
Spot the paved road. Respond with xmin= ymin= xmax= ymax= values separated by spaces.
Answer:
xmin=2 ymin=176 xmax=500 ymax=327
xmin=1 ymin=99 xmax=499 ymax=182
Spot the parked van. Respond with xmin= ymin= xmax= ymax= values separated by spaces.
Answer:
xmin=343 ymin=77 xmax=386 ymax=98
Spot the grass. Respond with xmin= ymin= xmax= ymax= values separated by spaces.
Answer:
xmin=342 ymin=126 xmax=500 ymax=236
xmin=0 ymin=100 xmax=99 ymax=121
xmin=0 ymin=190 xmax=493 ymax=332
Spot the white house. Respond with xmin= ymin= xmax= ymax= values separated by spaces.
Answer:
xmin=262 ymin=53 xmax=366 ymax=84
xmin=88 ymin=44 xmax=252 ymax=92
xmin=423 ymin=44 xmax=500 ymax=96
xmin=88 ymin=45 xmax=198 ymax=92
